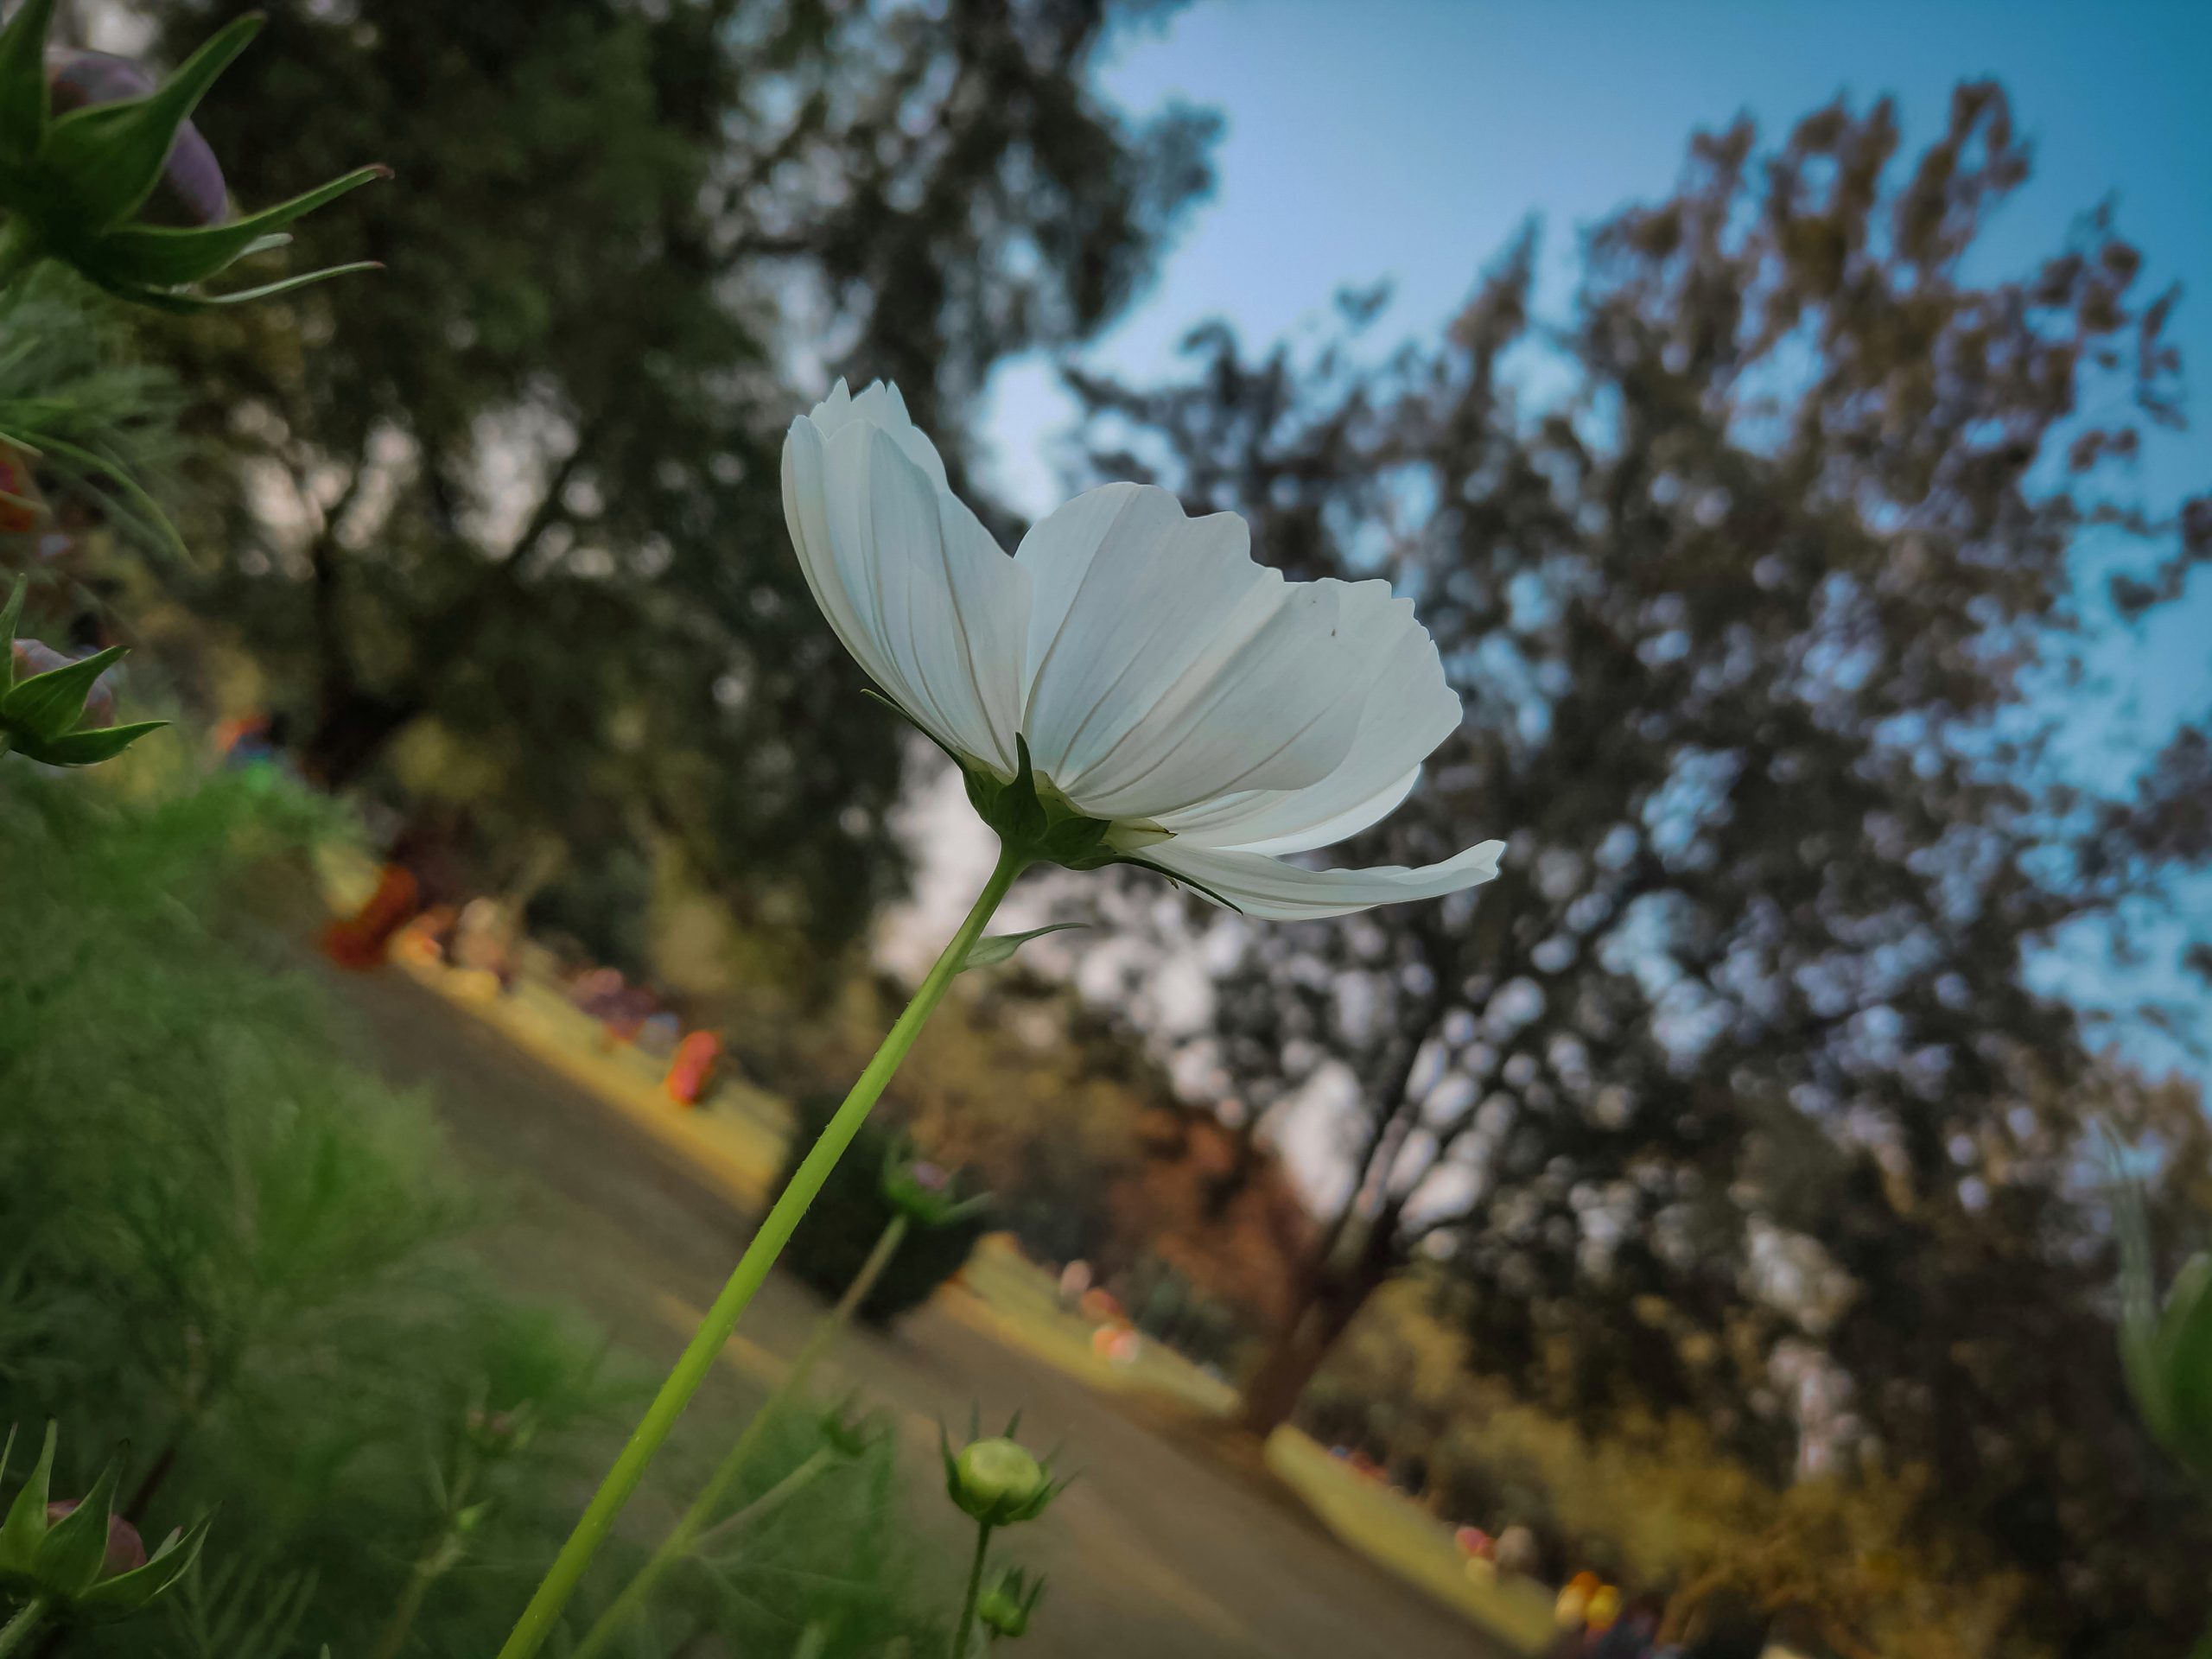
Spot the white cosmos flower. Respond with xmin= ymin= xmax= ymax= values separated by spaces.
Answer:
xmin=781 ymin=379 xmax=1504 ymax=921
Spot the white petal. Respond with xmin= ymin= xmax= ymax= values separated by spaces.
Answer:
xmin=782 ymin=412 xmax=1028 ymax=772
xmin=1127 ymin=837 xmax=1505 ymax=922
xmin=1014 ymin=483 xmax=1365 ymax=823
xmin=801 ymin=378 xmax=950 ymax=491
xmin=1154 ymin=582 xmax=1462 ymax=853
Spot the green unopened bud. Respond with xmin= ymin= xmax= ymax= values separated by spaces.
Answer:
xmin=880 ymin=1142 xmax=989 ymax=1229
xmin=976 ymin=1566 xmax=1046 ymax=1640
xmin=463 ymin=1402 xmax=537 ymax=1460
xmin=0 ymin=1425 xmax=210 ymax=1624
xmin=1 ymin=580 xmax=163 ymax=767
xmin=941 ymin=1417 xmax=1061 ymax=1528
xmin=0 ymin=0 xmax=386 ymax=308
xmin=820 ymin=1394 xmax=883 ymax=1460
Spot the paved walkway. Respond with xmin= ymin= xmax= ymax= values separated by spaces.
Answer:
xmin=322 ymin=959 xmax=1503 ymax=1659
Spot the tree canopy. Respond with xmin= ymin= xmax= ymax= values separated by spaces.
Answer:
xmin=135 ymin=0 xmax=1214 ymax=955
xmin=1072 ymin=84 xmax=2210 ymax=1654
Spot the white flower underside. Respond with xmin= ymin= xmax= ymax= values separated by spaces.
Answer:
xmin=782 ymin=380 xmax=1504 ymax=921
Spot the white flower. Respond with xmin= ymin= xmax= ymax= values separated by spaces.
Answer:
xmin=781 ymin=380 xmax=1504 ymax=921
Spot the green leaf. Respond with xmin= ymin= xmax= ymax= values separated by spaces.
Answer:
xmin=34 ymin=1452 xmax=123 ymax=1598
xmin=28 ymin=434 xmax=187 ymax=560
xmin=0 ymin=642 xmax=123 ymax=741
xmin=2159 ymin=1255 xmax=2212 ymax=1469
xmin=0 ymin=1424 xmax=56 ymax=1575
xmin=76 ymin=1513 xmax=210 ymax=1620
xmin=41 ymin=13 xmax=263 ymax=230
xmin=0 ymin=573 xmax=24 ymax=669
xmin=959 ymin=922 xmax=1087 ymax=975
xmin=93 ymin=165 xmax=389 ymax=288
xmin=0 ymin=0 xmax=58 ymax=167
xmin=16 ymin=719 xmax=166 ymax=767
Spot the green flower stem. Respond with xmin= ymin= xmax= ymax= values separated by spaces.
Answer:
xmin=0 ymin=1600 xmax=48 ymax=1659
xmin=370 ymin=1462 xmax=478 ymax=1659
xmin=952 ymin=1521 xmax=995 ymax=1659
xmin=369 ymin=1561 xmax=439 ymax=1659
xmin=497 ymin=846 xmax=1029 ymax=1659
xmin=691 ymin=1444 xmax=836 ymax=1550
xmin=570 ymin=1211 xmax=912 ymax=1659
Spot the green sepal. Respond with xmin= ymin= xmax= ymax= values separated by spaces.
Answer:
xmin=1110 ymin=855 xmax=1246 ymax=915
xmin=1 ymin=643 xmax=124 ymax=741
xmin=1001 ymin=736 xmax=1046 ymax=846
xmin=34 ymin=1452 xmax=124 ymax=1599
xmin=75 ymin=1512 xmax=211 ymax=1620
xmin=0 ymin=1424 xmax=57 ymax=1575
xmin=41 ymin=12 xmax=263 ymax=231
xmin=92 ymin=165 xmax=388 ymax=287
xmin=1038 ymin=815 xmax=1111 ymax=868
xmin=0 ymin=0 xmax=58 ymax=168
xmin=16 ymin=719 xmax=167 ymax=767
xmin=88 ymin=257 xmax=385 ymax=313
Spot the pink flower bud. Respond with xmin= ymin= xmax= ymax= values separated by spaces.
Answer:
xmin=45 ymin=1501 xmax=148 ymax=1577
xmin=45 ymin=48 xmax=229 ymax=226
xmin=11 ymin=639 xmax=118 ymax=728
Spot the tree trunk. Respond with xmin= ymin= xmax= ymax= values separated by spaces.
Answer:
xmin=299 ymin=690 xmax=420 ymax=788
xmin=1236 ymin=1259 xmax=1388 ymax=1438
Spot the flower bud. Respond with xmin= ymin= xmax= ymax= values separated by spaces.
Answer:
xmin=11 ymin=639 xmax=116 ymax=729
xmin=820 ymin=1395 xmax=884 ymax=1460
xmin=940 ymin=1420 xmax=1061 ymax=1528
xmin=3 ymin=578 xmax=161 ymax=767
xmin=44 ymin=1501 xmax=147 ymax=1577
xmin=45 ymin=49 xmax=228 ymax=226
xmin=881 ymin=1142 xmax=989 ymax=1230
xmin=0 ymin=1426 xmax=208 ymax=1624
xmin=0 ymin=0 xmax=385 ymax=309
xmin=976 ymin=1566 xmax=1046 ymax=1640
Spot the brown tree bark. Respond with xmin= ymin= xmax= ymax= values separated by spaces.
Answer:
xmin=298 ymin=688 xmax=423 ymax=788
xmin=1236 ymin=1218 xmax=1396 ymax=1438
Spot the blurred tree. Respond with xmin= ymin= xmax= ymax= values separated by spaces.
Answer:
xmin=133 ymin=0 xmax=1213 ymax=950
xmin=1072 ymin=86 xmax=2210 ymax=1654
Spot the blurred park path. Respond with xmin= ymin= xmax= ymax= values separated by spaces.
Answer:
xmin=319 ymin=957 xmax=1512 ymax=1659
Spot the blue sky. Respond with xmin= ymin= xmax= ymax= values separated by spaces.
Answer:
xmin=957 ymin=0 xmax=2212 ymax=1071
xmin=978 ymin=0 xmax=2210 ymax=741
